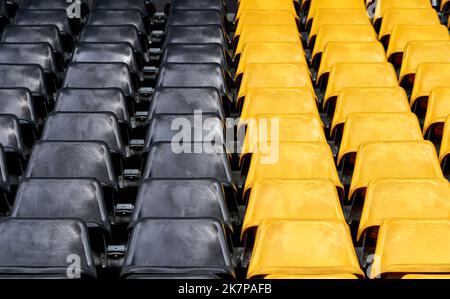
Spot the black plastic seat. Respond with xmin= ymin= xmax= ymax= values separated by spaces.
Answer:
xmin=0 ymin=218 xmax=96 ymax=279
xmin=144 ymin=113 xmax=225 ymax=150
xmin=164 ymin=25 xmax=228 ymax=49
xmin=161 ymin=44 xmax=230 ymax=74
xmin=21 ymin=0 xmax=91 ymax=10
xmin=121 ymin=218 xmax=235 ymax=278
xmin=54 ymin=88 xmax=131 ymax=125
xmin=166 ymin=9 xmax=225 ymax=27
xmin=132 ymin=178 xmax=233 ymax=231
xmin=148 ymin=87 xmax=225 ymax=120
xmin=11 ymin=178 xmax=111 ymax=238
xmin=0 ymin=114 xmax=27 ymax=178
xmin=0 ymin=145 xmax=8 ymax=192
xmin=92 ymin=0 xmax=150 ymax=17
xmin=13 ymin=9 xmax=74 ymax=52
xmin=156 ymin=63 xmax=232 ymax=107
xmin=87 ymin=9 xmax=148 ymax=35
xmin=0 ymin=64 xmax=50 ymax=119
xmin=0 ymin=88 xmax=37 ymax=126
xmin=0 ymin=0 xmax=8 ymax=31
xmin=170 ymin=0 xmax=225 ymax=12
xmin=25 ymin=141 xmax=118 ymax=190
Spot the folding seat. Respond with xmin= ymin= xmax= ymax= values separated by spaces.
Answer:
xmin=311 ymin=24 xmax=377 ymax=68
xmin=236 ymin=0 xmax=296 ymax=20
xmin=423 ymin=88 xmax=450 ymax=141
xmin=349 ymin=141 xmax=444 ymax=205
xmin=239 ymin=88 xmax=318 ymax=121
xmin=317 ymin=41 xmax=386 ymax=86
xmin=131 ymin=178 xmax=233 ymax=231
xmin=166 ymin=9 xmax=225 ymax=28
xmin=0 ymin=218 xmax=96 ymax=278
xmin=148 ymin=87 xmax=225 ymax=120
xmin=92 ymin=0 xmax=150 ymax=17
xmin=402 ymin=274 xmax=450 ymax=279
xmin=234 ymin=10 xmax=299 ymax=40
xmin=239 ymin=114 xmax=326 ymax=170
xmin=265 ymin=274 xmax=359 ymax=279
xmin=337 ymin=113 xmax=423 ymax=167
xmin=0 ymin=64 xmax=50 ymax=120
xmin=144 ymin=113 xmax=225 ymax=150
xmin=331 ymin=87 xmax=410 ymax=139
xmin=241 ymin=179 xmax=345 ymax=243
xmin=235 ymin=25 xmax=301 ymax=57
xmin=170 ymin=0 xmax=225 ymax=12
xmin=20 ymin=0 xmax=91 ymax=10
xmin=369 ymin=219 xmax=450 ymax=278
xmin=0 ymin=43 xmax=61 ymax=95
xmin=236 ymin=42 xmax=306 ymax=82
xmin=323 ymin=62 xmax=398 ymax=117
xmin=1 ymin=25 xmax=64 ymax=61
xmin=62 ymin=63 xmax=137 ymax=113
xmin=163 ymin=25 xmax=228 ymax=50
xmin=11 ymin=178 xmax=111 ymax=252
xmin=54 ymin=88 xmax=131 ymax=126
xmin=244 ymin=142 xmax=343 ymax=201
xmin=386 ymin=25 xmax=449 ymax=66
xmin=372 ymin=0 xmax=432 ymax=31
xmin=440 ymin=115 xmax=450 ymax=178
xmin=121 ymin=218 xmax=235 ymax=279
xmin=308 ymin=8 xmax=370 ymax=48
xmin=0 ymin=88 xmax=37 ymax=130
xmin=71 ymin=43 xmax=141 ymax=82
xmin=161 ymin=44 xmax=231 ymax=75
xmin=0 ymin=114 xmax=28 ymax=177
xmin=306 ymin=0 xmax=365 ymax=31
xmin=13 ymin=9 xmax=74 ymax=52
xmin=410 ymin=63 xmax=450 ymax=118
xmin=237 ymin=63 xmax=313 ymax=111
xmin=357 ymin=178 xmax=450 ymax=249
xmin=155 ymin=63 xmax=232 ymax=109
xmin=378 ymin=8 xmax=441 ymax=46
xmin=247 ymin=219 xmax=364 ymax=278
xmin=399 ymin=41 xmax=450 ymax=86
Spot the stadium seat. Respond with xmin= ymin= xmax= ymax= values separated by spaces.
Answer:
xmin=439 ymin=115 xmax=450 ymax=178
xmin=312 ymin=24 xmax=377 ymax=67
xmin=242 ymin=179 xmax=345 ymax=241
xmin=331 ymin=87 xmax=410 ymax=139
xmin=171 ymin=0 xmax=226 ymax=12
xmin=166 ymin=9 xmax=225 ymax=27
xmin=358 ymin=178 xmax=450 ymax=242
xmin=20 ymin=0 xmax=90 ymax=10
xmin=386 ymin=25 xmax=449 ymax=66
xmin=0 ymin=88 xmax=37 ymax=128
xmin=323 ymin=62 xmax=398 ymax=116
xmin=378 ymin=8 xmax=441 ymax=46
xmin=239 ymin=88 xmax=318 ymax=121
xmin=402 ymin=274 xmax=450 ymax=279
xmin=131 ymin=178 xmax=232 ymax=231
xmin=247 ymin=219 xmax=364 ymax=278
xmin=92 ymin=0 xmax=150 ymax=17
xmin=372 ymin=0 xmax=432 ymax=31
xmin=148 ymin=87 xmax=226 ymax=120
xmin=244 ymin=142 xmax=343 ymax=200
xmin=121 ymin=218 xmax=235 ymax=278
xmin=370 ymin=219 xmax=450 ymax=278
xmin=237 ymin=63 xmax=313 ymax=110
xmin=265 ymin=274 xmax=358 ymax=279
xmin=234 ymin=10 xmax=298 ymax=39
xmin=306 ymin=0 xmax=365 ymax=31
xmin=0 ymin=114 xmax=28 ymax=170
xmin=0 ymin=145 xmax=8 ymax=211
xmin=236 ymin=0 xmax=296 ymax=20
xmin=399 ymin=41 xmax=450 ymax=86
xmin=163 ymin=25 xmax=228 ymax=49
xmin=337 ymin=112 xmax=423 ymax=166
xmin=87 ymin=9 xmax=148 ymax=35
xmin=0 ymin=218 xmax=97 ymax=278
xmin=317 ymin=41 xmax=386 ymax=86
xmin=423 ymin=88 xmax=450 ymax=139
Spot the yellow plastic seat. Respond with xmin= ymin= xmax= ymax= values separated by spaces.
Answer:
xmin=236 ymin=42 xmax=306 ymax=79
xmin=402 ymin=274 xmax=450 ymax=279
xmin=423 ymin=88 xmax=450 ymax=136
xmin=312 ymin=24 xmax=377 ymax=66
xmin=247 ymin=219 xmax=364 ymax=278
xmin=242 ymin=178 xmax=345 ymax=239
xmin=378 ymin=8 xmax=441 ymax=43
xmin=240 ymin=88 xmax=319 ymax=122
xmin=236 ymin=0 xmax=297 ymax=20
xmin=236 ymin=25 xmax=302 ymax=56
xmin=309 ymin=8 xmax=370 ymax=46
xmin=399 ymin=41 xmax=450 ymax=85
xmin=317 ymin=41 xmax=386 ymax=85
xmin=240 ymin=114 xmax=326 ymax=163
xmin=370 ymin=219 xmax=450 ymax=279
xmin=237 ymin=63 xmax=313 ymax=109
xmin=332 ymin=87 xmax=410 ymax=138
xmin=244 ymin=142 xmax=343 ymax=199
xmin=410 ymin=63 xmax=450 ymax=110
xmin=373 ymin=0 xmax=432 ymax=30
xmin=358 ymin=178 xmax=450 ymax=241
xmin=439 ymin=115 xmax=450 ymax=164
xmin=306 ymin=0 xmax=365 ymax=30
xmin=337 ymin=112 xmax=423 ymax=165
xmin=235 ymin=10 xmax=299 ymax=40
xmin=386 ymin=24 xmax=449 ymax=61
xmin=265 ymin=274 xmax=359 ymax=279
xmin=349 ymin=141 xmax=444 ymax=200
xmin=323 ymin=62 xmax=398 ymax=111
